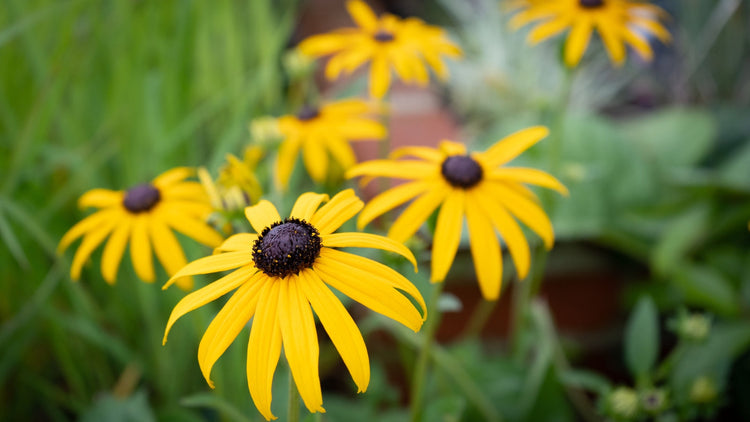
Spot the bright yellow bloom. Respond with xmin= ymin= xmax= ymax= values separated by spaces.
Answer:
xmin=298 ymin=0 xmax=462 ymax=99
xmin=58 ymin=167 xmax=224 ymax=290
xmin=276 ymin=99 xmax=386 ymax=189
xmin=347 ymin=127 xmax=568 ymax=300
xmin=162 ymin=189 xmax=425 ymax=420
xmin=509 ymin=0 xmax=670 ymax=67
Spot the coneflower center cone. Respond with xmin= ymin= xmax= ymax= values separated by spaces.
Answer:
xmin=441 ymin=155 xmax=483 ymax=189
xmin=123 ymin=184 xmax=161 ymax=213
xmin=252 ymin=218 xmax=322 ymax=278
xmin=296 ymin=106 xmax=320 ymax=121
xmin=373 ymin=30 xmax=395 ymax=42
xmin=579 ymin=0 xmax=604 ymax=8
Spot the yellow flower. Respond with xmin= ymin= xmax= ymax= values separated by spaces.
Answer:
xmin=509 ymin=0 xmax=670 ymax=67
xmin=162 ymin=189 xmax=425 ymax=420
xmin=298 ymin=0 xmax=462 ymax=99
xmin=276 ymin=99 xmax=386 ymax=189
xmin=347 ymin=127 xmax=567 ymax=300
xmin=58 ymin=167 xmax=224 ymax=290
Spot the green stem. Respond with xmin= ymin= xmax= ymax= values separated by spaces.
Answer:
xmin=288 ymin=365 xmax=300 ymax=422
xmin=409 ymin=281 xmax=445 ymax=422
xmin=461 ymin=298 xmax=497 ymax=340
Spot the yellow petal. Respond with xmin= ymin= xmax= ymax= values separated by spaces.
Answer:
xmin=153 ymin=167 xmax=193 ymax=189
xmin=315 ymin=249 xmax=425 ymax=331
xmin=149 ymin=218 xmax=191 ymax=290
xmin=369 ymin=54 xmax=391 ymax=99
xmin=346 ymin=159 xmax=438 ymax=180
xmin=431 ymin=191 xmax=464 ymax=282
xmin=357 ymin=180 xmax=431 ymax=229
xmin=487 ymin=167 xmax=568 ymax=194
xmin=70 ymin=216 xmax=118 ymax=280
xmin=389 ymin=146 xmax=444 ymax=162
xmin=486 ymin=182 xmax=555 ymax=249
xmin=298 ymin=33 xmax=351 ymax=57
xmin=564 ymin=18 xmax=593 ymax=67
xmin=471 ymin=189 xmax=531 ymax=280
xmin=620 ymin=27 xmax=653 ymax=62
xmin=162 ymin=251 xmax=254 ymax=289
xmin=159 ymin=207 xmax=223 ymax=248
xmin=465 ymin=195 xmax=502 ymax=300
xmin=198 ymin=273 xmax=265 ymax=387
xmin=302 ymin=134 xmax=329 ymax=183
xmin=597 ymin=19 xmax=626 ymax=66
xmin=298 ymin=269 xmax=370 ymax=393
xmin=100 ymin=217 xmax=132 ymax=284
xmin=387 ymin=183 xmax=449 ymax=243
xmin=163 ymin=265 xmax=257 ymax=343
xmin=58 ymin=209 xmax=119 ymax=254
xmin=478 ymin=126 xmax=549 ymax=167
xmin=630 ymin=17 xmax=671 ymax=42
xmin=290 ymin=192 xmax=329 ymax=222
xmin=321 ymin=248 xmax=426 ymax=315
xmin=246 ymin=280 xmax=283 ymax=421
xmin=322 ymin=232 xmax=417 ymax=270
xmin=275 ymin=135 xmax=302 ymax=191
xmin=325 ymin=135 xmax=357 ymax=171
xmin=438 ymin=140 xmax=466 ymax=156
xmin=527 ymin=16 xmax=570 ymax=44
xmin=245 ymin=200 xmax=282 ymax=234
xmin=78 ymin=189 xmax=123 ymax=209
xmin=130 ymin=214 xmax=155 ymax=283
xmin=310 ymin=189 xmax=363 ymax=235
xmin=160 ymin=182 xmax=209 ymax=202
xmin=215 ymin=233 xmax=258 ymax=253
xmin=278 ymin=276 xmax=325 ymax=414
xmin=347 ymin=0 xmax=378 ymax=31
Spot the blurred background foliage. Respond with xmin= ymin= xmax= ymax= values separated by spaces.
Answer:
xmin=1 ymin=0 xmax=749 ymax=421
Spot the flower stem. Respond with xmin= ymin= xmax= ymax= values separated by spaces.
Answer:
xmin=409 ymin=281 xmax=444 ymax=422
xmin=462 ymin=297 xmax=497 ymax=340
xmin=288 ymin=365 xmax=300 ymax=422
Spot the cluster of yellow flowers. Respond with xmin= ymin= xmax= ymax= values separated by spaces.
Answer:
xmin=59 ymin=0 xmax=669 ymax=419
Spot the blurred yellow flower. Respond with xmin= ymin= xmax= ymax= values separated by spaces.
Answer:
xmin=162 ymin=189 xmax=425 ymax=420
xmin=58 ymin=167 xmax=224 ymax=290
xmin=276 ymin=99 xmax=386 ymax=189
xmin=509 ymin=0 xmax=670 ymax=67
xmin=347 ymin=128 xmax=567 ymax=300
xmin=298 ymin=0 xmax=462 ymax=99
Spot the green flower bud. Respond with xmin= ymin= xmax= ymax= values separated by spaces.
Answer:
xmin=690 ymin=377 xmax=717 ymax=404
xmin=678 ymin=314 xmax=711 ymax=342
xmin=607 ymin=387 xmax=639 ymax=420
xmin=640 ymin=388 xmax=668 ymax=414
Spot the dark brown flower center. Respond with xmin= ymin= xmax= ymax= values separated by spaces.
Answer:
xmin=441 ymin=155 xmax=483 ymax=189
xmin=296 ymin=106 xmax=320 ymax=121
xmin=123 ymin=183 xmax=161 ymax=213
xmin=579 ymin=0 xmax=604 ymax=8
xmin=373 ymin=30 xmax=395 ymax=42
xmin=252 ymin=218 xmax=321 ymax=278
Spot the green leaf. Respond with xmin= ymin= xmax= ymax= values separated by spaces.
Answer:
xmin=673 ymin=264 xmax=739 ymax=316
xmin=180 ymin=393 xmax=254 ymax=422
xmin=559 ymin=369 xmax=612 ymax=395
xmin=624 ymin=296 xmax=659 ymax=382
xmin=652 ymin=204 xmax=709 ymax=276
xmin=79 ymin=390 xmax=155 ymax=422
xmin=622 ymin=107 xmax=716 ymax=167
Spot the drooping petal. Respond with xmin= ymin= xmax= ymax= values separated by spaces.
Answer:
xmin=215 ymin=233 xmax=258 ymax=253
xmin=162 ymin=251 xmax=254 ymax=289
xmin=487 ymin=167 xmax=568 ymax=194
xmin=369 ymin=54 xmax=391 ymax=99
xmin=159 ymin=207 xmax=223 ymax=248
xmin=160 ymin=182 xmax=209 ymax=202
xmin=163 ymin=265 xmax=258 ymax=343
xmin=198 ymin=272 xmax=265 ymax=387
xmin=357 ymin=180 xmax=431 ymax=229
xmin=78 ymin=189 xmax=123 ymax=209
xmin=246 ymin=280 xmax=283 ymax=421
xmin=130 ymin=214 xmax=155 ymax=282
xmin=620 ymin=27 xmax=653 ymax=61
xmin=70 ymin=215 xmax=119 ymax=280
xmin=315 ymin=249 xmax=425 ymax=331
xmin=58 ymin=209 xmax=120 ymax=253
xmin=149 ymin=218 xmax=191 ymax=290
xmin=465 ymin=195 xmax=502 ymax=300
xmin=298 ymin=33 xmax=351 ymax=57
xmin=527 ymin=16 xmax=570 ymax=44
xmin=564 ymin=18 xmax=593 ymax=66
xmin=431 ymin=190 xmax=464 ymax=282
xmin=299 ymin=269 xmax=370 ymax=393
xmin=478 ymin=126 xmax=549 ymax=168
xmin=245 ymin=200 xmax=282 ymax=234
xmin=302 ymin=133 xmax=329 ymax=183
xmin=389 ymin=146 xmax=444 ymax=162
xmin=153 ymin=167 xmax=194 ymax=189
xmin=325 ymin=135 xmax=358 ymax=172
xmin=100 ymin=216 xmax=132 ymax=284
xmin=485 ymin=182 xmax=555 ymax=249
xmin=387 ymin=183 xmax=450 ymax=243
xmin=276 ymin=135 xmax=303 ymax=190
xmin=321 ymin=232 xmax=417 ymax=270
xmin=310 ymin=189 xmax=363 ymax=235
xmin=278 ymin=276 xmax=324 ymax=414
xmin=337 ymin=119 xmax=387 ymax=140
xmin=347 ymin=159 xmax=438 ymax=180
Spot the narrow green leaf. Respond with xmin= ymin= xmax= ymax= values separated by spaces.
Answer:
xmin=624 ymin=296 xmax=659 ymax=382
xmin=673 ymin=264 xmax=739 ymax=316
xmin=652 ymin=204 xmax=709 ymax=276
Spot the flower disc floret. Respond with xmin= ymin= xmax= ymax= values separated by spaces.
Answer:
xmin=373 ymin=30 xmax=395 ymax=42
xmin=441 ymin=155 xmax=483 ymax=189
xmin=252 ymin=218 xmax=322 ymax=278
xmin=296 ymin=106 xmax=320 ymax=121
xmin=123 ymin=184 xmax=161 ymax=213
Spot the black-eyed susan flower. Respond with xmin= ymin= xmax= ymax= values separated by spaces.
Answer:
xmin=276 ymin=99 xmax=386 ymax=189
xmin=58 ymin=167 xmax=224 ymax=290
xmin=509 ymin=0 xmax=670 ymax=67
xmin=347 ymin=128 xmax=568 ymax=300
xmin=162 ymin=189 xmax=425 ymax=420
xmin=298 ymin=0 xmax=462 ymax=99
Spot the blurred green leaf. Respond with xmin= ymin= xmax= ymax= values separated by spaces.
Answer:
xmin=717 ymin=137 xmax=750 ymax=190
xmin=559 ymin=369 xmax=611 ymax=395
xmin=673 ymin=264 xmax=739 ymax=316
xmin=624 ymin=296 xmax=659 ymax=382
xmin=180 ymin=392 xmax=254 ymax=422
xmin=79 ymin=389 xmax=155 ymax=422
xmin=423 ymin=395 xmax=466 ymax=422
xmin=621 ymin=107 xmax=716 ymax=167
xmin=652 ymin=204 xmax=709 ymax=276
